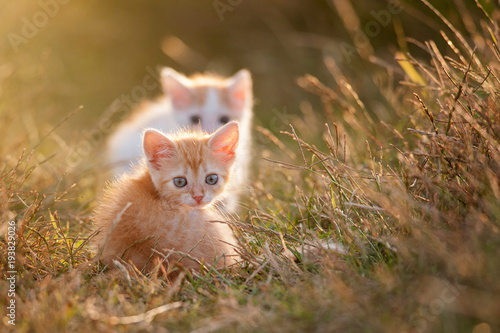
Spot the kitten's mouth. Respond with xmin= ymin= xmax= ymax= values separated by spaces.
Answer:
xmin=185 ymin=200 xmax=209 ymax=208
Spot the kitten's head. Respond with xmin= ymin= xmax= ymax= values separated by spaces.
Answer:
xmin=161 ymin=68 xmax=252 ymax=133
xmin=143 ymin=122 xmax=239 ymax=208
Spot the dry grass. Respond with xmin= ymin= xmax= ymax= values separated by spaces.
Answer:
xmin=1 ymin=1 xmax=500 ymax=332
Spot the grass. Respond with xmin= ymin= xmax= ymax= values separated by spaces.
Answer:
xmin=1 ymin=1 xmax=500 ymax=332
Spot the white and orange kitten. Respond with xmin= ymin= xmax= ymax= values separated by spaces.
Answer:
xmin=94 ymin=122 xmax=241 ymax=273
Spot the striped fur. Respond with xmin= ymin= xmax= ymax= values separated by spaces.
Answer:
xmin=94 ymin=123 xmax=240 ymax=273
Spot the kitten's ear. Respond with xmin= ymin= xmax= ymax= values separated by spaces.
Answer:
xmin=143 ymin=129 xmax=177 ymax=170
xmin=226 ymin=69 xmax=252 ymax=111
xmin=161 ymin=67 xmax=193 ymax=109
xmin=208 ymin=122 xmax=239 ymax=164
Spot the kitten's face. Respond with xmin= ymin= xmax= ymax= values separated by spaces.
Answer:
xmin=161 ymin=68 xmax=252 ymax=133
xmin=155 ymin=157 xmax=227 ymax=207
xmin=143 ymin=122 xmax=239 ymax=208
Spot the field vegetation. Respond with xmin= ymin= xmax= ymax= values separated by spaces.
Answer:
xmin=1 ymin=1 xmax=499 ymax=332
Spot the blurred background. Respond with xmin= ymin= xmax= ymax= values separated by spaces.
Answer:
xmin=0 ymin=0 xmax=496 ymax=165
xmin=2 ymin=2 xmax=500 ymax=332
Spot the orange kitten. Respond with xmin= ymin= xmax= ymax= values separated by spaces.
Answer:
xmin=107 ymin=68 xmax=253 ymax=214
xmin=93 ymin=122 xmax=241 ymax=273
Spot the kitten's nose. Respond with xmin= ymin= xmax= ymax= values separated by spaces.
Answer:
xmin=193 ymin=195 xmax=204 ymax=204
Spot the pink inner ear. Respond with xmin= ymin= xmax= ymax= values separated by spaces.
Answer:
xmin=233 ymin=88 xmax=246 ymax=103
xmin=213 ymin=143 xmax=237 ymax=161
xmin=209 ymin=124 xmax=239 ymax=163
xmin=144 ymin=131 xmax=176 ymax=170
xmin=229 ymin=82 xmax=247 ymax=111
xmin=228 ymin=71 xmax=251 ymax=111
xmin=164 ymin=77 xmax=192 ymax=109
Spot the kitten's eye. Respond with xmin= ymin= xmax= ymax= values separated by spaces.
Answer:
xmin=173 ymin=177 xmax=187 ymax=188
xmin=205 ymin=174 xmax=218 ymax=185
xmin=219 ymin=116 xmax=230 ymax=124
xmin=190 ymin=115 xmax=201 ymax=124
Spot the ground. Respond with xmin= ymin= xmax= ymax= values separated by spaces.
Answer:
xmin=1 ymin=1 xmax=500 ymax=332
